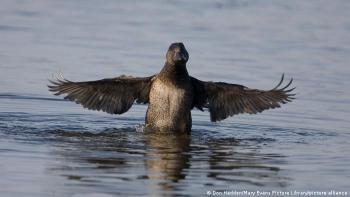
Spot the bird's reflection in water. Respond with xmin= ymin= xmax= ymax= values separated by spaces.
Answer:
xmin=48 ymin=128 xmax=290 ymax=196
xmin=143 ymin=132 xmax=191 ymax=195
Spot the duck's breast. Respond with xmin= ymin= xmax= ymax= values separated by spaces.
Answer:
xmin=146 ymin=78 xmax=193 ymax=132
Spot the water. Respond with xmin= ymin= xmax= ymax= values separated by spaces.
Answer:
xmin=1 ymin=0 xmax=350 ymax=196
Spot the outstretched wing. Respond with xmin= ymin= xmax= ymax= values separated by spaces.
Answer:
xmin=191 ymin=74 xmax=295 ymax=122
xmin=48 ymin=75 xmax=155 ymax=114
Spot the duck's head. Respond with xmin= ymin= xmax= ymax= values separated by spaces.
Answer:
xmin=166 ymin=42 xmax=189 ymax=65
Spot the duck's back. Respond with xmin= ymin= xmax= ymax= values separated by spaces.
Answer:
xmin=145 ymin=76 xmax=193 ymax=133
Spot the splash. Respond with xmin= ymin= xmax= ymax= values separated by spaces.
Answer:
xmin=135 ymin=124 xmax=145 ymax=133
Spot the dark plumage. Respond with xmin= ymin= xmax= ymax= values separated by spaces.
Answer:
xmin=48 ymin=42 xmax=295 ymax=133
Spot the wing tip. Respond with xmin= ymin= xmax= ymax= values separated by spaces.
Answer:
xmin=272 ymin=74 xmax=296 ymax=94
xmin=272 ymin=73 xmax=285 ymax=90
xmin=47 ymin=73 xmax=73 ymax=94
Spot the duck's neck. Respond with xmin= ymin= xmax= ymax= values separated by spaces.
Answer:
xmin=159 ymin=62 xmax=189 ymax=82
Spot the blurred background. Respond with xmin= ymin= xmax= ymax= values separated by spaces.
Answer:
xmin=0 ymin=0 xmax=350 ymax=196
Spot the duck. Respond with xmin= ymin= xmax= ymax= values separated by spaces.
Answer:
xmin=48 ymin=42 xmax=295 ymax=134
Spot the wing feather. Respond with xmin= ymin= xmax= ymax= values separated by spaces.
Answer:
xmin=48 ymin=75 xmax=155 ymax=114
xmin=191 ymin=75 xmax=295 ymax=122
